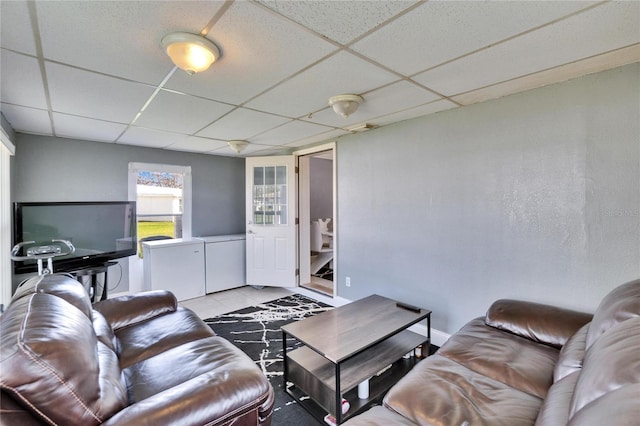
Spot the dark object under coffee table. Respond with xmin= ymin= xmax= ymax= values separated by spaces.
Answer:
xmin=282 ymin=294 xmax=431 ymax=424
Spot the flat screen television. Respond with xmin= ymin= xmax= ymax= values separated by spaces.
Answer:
xmin=13 ymin=201 xmax=137 ymax=274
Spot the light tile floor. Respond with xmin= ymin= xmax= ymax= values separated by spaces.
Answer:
xmin=179 ymin=285 xmax=296 ymax=319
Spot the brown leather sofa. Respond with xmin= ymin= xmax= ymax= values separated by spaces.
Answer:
xmin=0 ymin=273 xmax=274 ymax=425
xmin=345 ymin=279 xmax=640 ymax=425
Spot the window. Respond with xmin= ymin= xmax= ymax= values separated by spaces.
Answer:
xmin=128 ymin=163 xmax=192 ymax=247
xmin=252 ymin=165 xmax=287 ymax=225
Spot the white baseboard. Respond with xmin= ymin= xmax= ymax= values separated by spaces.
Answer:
xmin=408 ymin=323 xmax=450 ymax=348
xmin=290 ymin=286 xmax=351 ymax=307
xmin=293 ymin=287 xmax=451 ymax=348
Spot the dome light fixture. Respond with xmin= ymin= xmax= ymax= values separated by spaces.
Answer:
xmin=228 ymin=140 xmax=249 ymax=153
xmin=161 ymin=32 xmax=220 ymax=75
xmin=328 ymin=94 xmax=364 ymax=118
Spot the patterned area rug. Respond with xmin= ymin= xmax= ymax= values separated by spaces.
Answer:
xmin=204 ymin=294 xmax=332 ymax=426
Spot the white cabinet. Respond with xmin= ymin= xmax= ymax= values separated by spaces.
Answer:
xmin=198 ymin=234 xmax=246 ymax=293
xmin=142 ymin=238 xmax=205 ymax=301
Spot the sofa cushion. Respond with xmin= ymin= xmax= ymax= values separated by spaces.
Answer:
xmin=567 ymin=384 xmax=640 ymax=426
xmin=123 ymin=336 xmax=269 ymax=403
xmin=485 ymin=299 xmax=592 ymax=349
xmin=438 ymin=318 xmax=559 ymax=398
xmin=383 ymin=354 xmax=544 ymax=426
xmin=0 ymin=391 xmax=43 ymax=426
xmin=585 ymin=278 xmax=640 ymax=349
xmin=534 ymin=371 xmax=579 ymax=426
xmin=570 ymin=316 xmax=640 ymax=417
xmin=553 ymin=323 xmax=589 ymax=382
xmin=93 ymin=309 xmax=121 ymax=355
xmin=103 ymin=368 xmax=274 ymax=426
xmin=0 ymin=293 xmax=127 ymax=425
xmin=114 ymin=306 xmax=215 ymax=368
xmin=120 ymin=336 xmax=274 ymax=425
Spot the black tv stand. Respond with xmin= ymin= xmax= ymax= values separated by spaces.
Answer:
xmin=72 ymin=261 xmax=118 ymax=303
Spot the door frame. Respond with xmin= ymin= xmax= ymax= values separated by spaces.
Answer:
xmin=245 ymin=155 xmax=298 ymax=288
xmin=294 ymin=142 xmax=337 ymax=297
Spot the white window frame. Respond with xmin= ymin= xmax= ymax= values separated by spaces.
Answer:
xmin=1 ymin=128 xmax=16 ymax=309
xmin=128 ymin=162 xmax=192 ymax=239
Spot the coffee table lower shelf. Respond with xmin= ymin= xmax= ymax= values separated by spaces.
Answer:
xmin=286 ymin=357 xmax=418 ymax=424
xmin=285 ymin=329 xmax=428 ymax=423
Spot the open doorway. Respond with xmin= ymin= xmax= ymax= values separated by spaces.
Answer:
xmin=297 ymin=144 xmax=335 ymax=297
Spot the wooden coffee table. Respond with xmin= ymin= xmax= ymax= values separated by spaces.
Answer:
xmin=282 ymin=294 xmax=431 ymax=424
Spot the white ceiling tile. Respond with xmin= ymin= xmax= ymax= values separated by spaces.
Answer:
xmin=196 ymin=108 xmax=290 ymax=141
xmin=53 ymin=113 xmax=126 ymax=142
xmin=1 ymin=50 xmax=48 ymax=109
xmin=165 ymin=136 xmax=228 ymax=153
xmin=366 ymin=99 xmax=458 ymax=127
xmin=1 ymin=103 xmax=52 ymax=135
xmin=247 ymin=145 xmax=294 ymax=155
xmin=414 ymin=1 xmax=640 ymax=97
xmin=36 ymin=1 xmax=223 ymax=84
xmin=284 ymin=128 xmax=349 ymax=148
xmin=118 ymin=126 xmax=189 ymax=148
xmin=208 ymin=142 xmax=288 ymax=157
xmin=304 ymin=108 xmax=352 ymax=129
xmin=0 ymin=0 xmax=633 ymax=156
xmin=0 ymin=0 xmax=37 ymax=55
xmin=46 ymin=62 xmax=155 ymax=124
xmin=252 ymin=120 xmax=335 ymax=146
xmin=246 ymin=51 xmax=399 ymax=117
xmin=135 ymin=90 xmax=234 ymax=135
xmin=305 ymin=80 xmax=442 ymax=127
xmin=164 ymin=1 xmax=337 ymax=105
xmin=351 ymin=1 xmax=598 ymax=76
xmin=452 ymin=45 xmax=640 ymax=107
xmin=256 ymin=0 xmax=417 ymax=45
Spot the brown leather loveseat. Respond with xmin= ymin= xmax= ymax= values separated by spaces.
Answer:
xmin=345 ymin=279 xmax=640 ymax=425
xmin=1 ymin=273 xmax=274 ymax=425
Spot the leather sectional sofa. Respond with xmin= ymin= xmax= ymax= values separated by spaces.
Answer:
xmin=345 ymin=279 xmax=640 ymax=425
xmin=0 ymin=274 xmax=274 ymax=425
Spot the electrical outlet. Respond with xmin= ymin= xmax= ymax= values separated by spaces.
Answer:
xmin=345 ymin=276 xmax=351 ymax=287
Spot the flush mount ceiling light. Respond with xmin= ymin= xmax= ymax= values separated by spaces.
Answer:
xmin=161 ymin=32 xmax=220 ymax=75
xmin=328 ymin=94 xmax=364 ymax=118
xmin=228 ymin=140 xmax=249 ymax=153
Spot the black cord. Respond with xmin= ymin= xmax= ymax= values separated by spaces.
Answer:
xmin=107 ymin=262 xmax=123 ymax=292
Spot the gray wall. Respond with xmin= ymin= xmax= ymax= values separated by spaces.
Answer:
xmin=12 ymin=134 xmax=245 ymax=291
xmin=13 ymin=134 xmax=245 ymax=235
xmin=337 ymin=63 xmax=640 ymax=335
xmin=310 ymin=157 xmax=333 ymax=221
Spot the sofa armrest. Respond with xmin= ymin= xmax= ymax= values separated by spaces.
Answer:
xmin=93 ymin=291 xmax=177 ymax=331
xmin=485 ymin=299 xmax=592 ymax=348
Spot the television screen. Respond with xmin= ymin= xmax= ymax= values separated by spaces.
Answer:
xmin=13 ymin=201 xmax=137 ymax=274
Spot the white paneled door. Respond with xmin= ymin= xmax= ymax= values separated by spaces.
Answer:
xmin=246 ymin=156 xmax=297 ymax=287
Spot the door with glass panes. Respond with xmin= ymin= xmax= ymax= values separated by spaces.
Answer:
xmin=245 ymin=156 xmax=296 ymax=287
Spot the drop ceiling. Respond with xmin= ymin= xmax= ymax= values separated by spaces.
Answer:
xmin=1 ymin=0 xmax=638 ymax=157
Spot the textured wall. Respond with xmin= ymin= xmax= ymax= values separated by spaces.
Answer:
xmin=310 ymin=157 xmax=333 ymax=221
xmin=337 ymin=63 xmax=640 ymax=334
xmin=13 ymin=135 xmax=245 ymax=236
xmin=12 ymin=135 xmax=245 ymax=291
